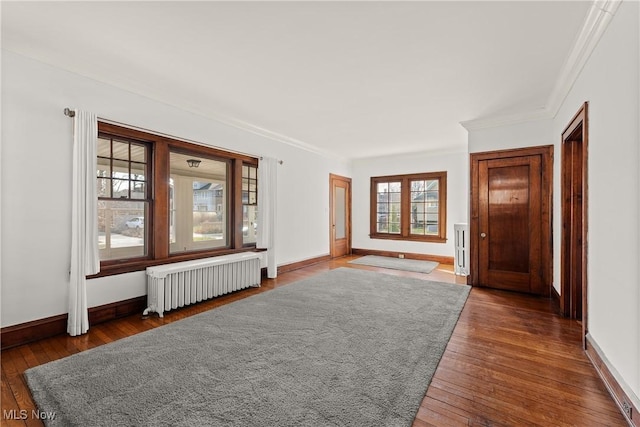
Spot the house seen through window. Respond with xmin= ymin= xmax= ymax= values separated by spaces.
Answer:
xmin=96 ymin=122 xmax=258 ymax=276
xmin=370 ymin=172 xmax=447 ymax=243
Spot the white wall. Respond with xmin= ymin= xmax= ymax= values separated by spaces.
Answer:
xmin=468 ymin=118 xmax=553 ymax=154
xmin=551 ymin=1 xmax=639 ymax=400
xmin=466 ymin=1 xmax=640 ymax=402
xmin=0 ymin=50 xmax=350 ymax=327
xmin=351 ymin=149 xmax=468 ymax=259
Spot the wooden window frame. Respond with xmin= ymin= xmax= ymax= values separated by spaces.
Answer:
xmin=97 ymin=133 xmax=153 ymax=264
xmin=369 ymin=171 xmax=447 ymax=243
xmin=92 ymin=122 xmax=258 ymax=278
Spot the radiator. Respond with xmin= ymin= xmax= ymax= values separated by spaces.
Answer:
xmin=454 ymin=223 xmax=469 ymax=276
xmin=143 ymin=252 xmax=261 ymax=317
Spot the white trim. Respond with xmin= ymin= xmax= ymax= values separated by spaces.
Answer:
xmin=460 ymin=108 xmax=551 ymax=131
xmin=546 ymin=0 xmax=621 ymax=117
xmin=205 ymin=112 xmax=340 ymax=161
xmin=460 ymin=0 xmax=621 ymax=132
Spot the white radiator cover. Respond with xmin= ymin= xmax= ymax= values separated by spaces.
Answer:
xmin=454 ymin=223 xmax=469 ymax=276
xmin=144 ymin=252 xmax=261 ymax=317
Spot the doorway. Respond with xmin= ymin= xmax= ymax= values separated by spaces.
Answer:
xmin=470 ymin=146 xmax=553 ymax=296
xmin=329 ymin=174 xmax=352 ymax=258
xmin=561 ymin=102 xmax=588 ymax=345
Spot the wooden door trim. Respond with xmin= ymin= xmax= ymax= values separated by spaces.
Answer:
xmin=329 ymin=174 xmax=352 ymax=258
xmin=470 ymin=145 xmax=554 ymax=294
xmin=561 ymin=102 xmax=589 ymax=347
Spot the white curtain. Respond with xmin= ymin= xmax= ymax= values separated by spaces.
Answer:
xmin=68 ymin=109 xmax=100 ymax=336
xmin=257 ymin=157 xmax=278 ymax=278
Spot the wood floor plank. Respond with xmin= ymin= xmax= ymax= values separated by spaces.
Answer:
xmin=1 ymin=367 xmax=26 ymax=427
xmin=414 ymin=398 xmax=470 ymax=425
xmin=2 ymin=349 xmax=44 ymax=427
xmin=0 ymin=256 xmax=627 ymax=426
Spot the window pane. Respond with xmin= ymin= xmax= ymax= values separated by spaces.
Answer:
xmin=130 ymin=144 xmax=146 ymax=163
xmin=335 ymin=187 xmax=346 ymax=239
xmin=131 ymin=162 xmax=145 ymax=181
xmin=169 ymin=152 xmax=228 ymax=253
xmin=410 ymin=178 xmax=440 ymax=237
xmin=97 ymin=178 xmax=110 ymax=198
xmin=242 ymin=165 xmax=258 ymax=245
xmin=377 ymin=182 xmax=388 ymax=194
xmin=98 ymin=200 xmax=147 ymax=261
xmin=97 ymin=137 xmax=111 ymax=157
xmin=243 ymin=205 xmax=257 ymax=244
xmin=411 ymin=180 xmax=425 ymax=192
xmin=97 ymin=133 xmax=150 ymax=262
xmin=374 ymin=180 xmax=402 ymax=235
xmin=112 ymin=140 xmax=130 ymax=161
xmin=97 ymin=158 xmax=111 ymax=178
xmin=112 ymin=179 xmax=128 ymax=198
xmin=112 ymin=159 xmax=129 ymax=178
xmin=131 ymin=182 xmax=146 ymax=200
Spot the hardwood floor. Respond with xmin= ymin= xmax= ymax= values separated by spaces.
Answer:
xmin=1 ymin=256 xmax=626 ymax=426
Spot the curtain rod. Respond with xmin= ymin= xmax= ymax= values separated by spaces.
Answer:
xmin=260 ymin=157 xmax=284 ymax=165
xmin=63 ymin=107 xmax=283 ymax=164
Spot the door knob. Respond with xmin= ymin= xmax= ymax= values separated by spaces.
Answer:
xmin=480 ymin=232 xmax=487 ymax=239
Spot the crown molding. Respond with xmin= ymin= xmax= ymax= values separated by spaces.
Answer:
xmin=460 ymin=108 xmax=552 ymax=131
xmin=460 ymin=0 xmax=621 ymax=132
xmin=545 ymin=0 xmax=621 ymax=117
xmin=201 ymin=110 xmax=343 ymax=161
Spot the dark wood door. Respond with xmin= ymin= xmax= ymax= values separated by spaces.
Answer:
xmin=560 ymin=102 xmax=588 ymax=348
xmin=330 ymin=174 xmax=351 ymax=258
xmin=471 ymin=146 xmax=552 ymax=297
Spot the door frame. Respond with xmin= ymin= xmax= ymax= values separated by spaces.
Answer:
xmin=561 ymin=102 xmax=589 ymax=347
xmin=470 ymin=145 xmax=554 ymax=294
xmin=329 ymin=173 xmax=352 ymax=258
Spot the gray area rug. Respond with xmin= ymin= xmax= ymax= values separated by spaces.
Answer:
xmin=25 ymin=268 xmax=469 ymax=427
xmin=349 ymin=255 xmax=439 ymax=274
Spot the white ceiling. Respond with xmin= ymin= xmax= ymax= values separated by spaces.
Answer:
xmin=2 ymin=1 xmax=593 ymax=159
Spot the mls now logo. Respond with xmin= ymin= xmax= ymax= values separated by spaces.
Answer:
xmin=3 ymin=409 xmax=57 ymax=420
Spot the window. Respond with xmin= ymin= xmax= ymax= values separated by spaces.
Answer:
xmin=169 ymin=152 xmax=229 ymax=253
xmin=97 ymin=135 xmax=150 ymax=261
xmin=95 ymin=122 xmax=258 ymax=276
xmin=370 ymin=172 xmax=447 ymax=242
xmin=242 ymin=164 xmax=258 ymax=245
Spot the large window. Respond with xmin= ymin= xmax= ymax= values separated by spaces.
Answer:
xmin=97 ymin=135 xmax=150 ymax=261
xmin=169 ymin=152 xmax=229 ymax=253
xmin=370 ymin=172 xmax=447 ymax=242
xmin=96 ymin=122 xmax=258 ymax=276
xmin=242 ymin=164 xmax=258 ymax=245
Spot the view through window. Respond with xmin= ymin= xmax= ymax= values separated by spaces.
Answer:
xmin=370 ymin=172 xmax=447 ymax=242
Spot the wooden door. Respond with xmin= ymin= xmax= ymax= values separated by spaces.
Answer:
xmin=561 ymin=102 xmax=588 ymax=346
xmin=330 ymin=174 xmax=351 ymax=258
xmin=471 ymin=146 xmax=552 ymax=296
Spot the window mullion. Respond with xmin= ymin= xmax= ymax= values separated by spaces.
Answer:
xmin=232 ymin=160 xmax=243 ymax=249
xmin=401 ymin=178 xmax=410 ymax=236
xmin=153 ymin=141 xmax=170 ymax=260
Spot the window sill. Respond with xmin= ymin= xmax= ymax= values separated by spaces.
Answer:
xmin=89 ymin=247 xmax=261 ymax=278
xmin=369 ymin=234 xmax=447 ymax=243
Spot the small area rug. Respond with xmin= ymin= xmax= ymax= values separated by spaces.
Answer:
xmin=25 ymin=267 xmax=469 ymax=427
xmin=349 ymin=255 xmax=439 ymax=273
